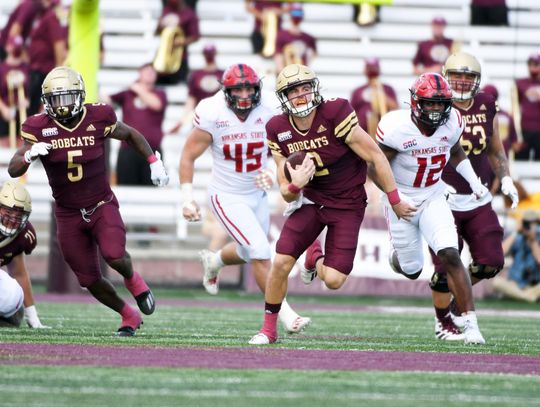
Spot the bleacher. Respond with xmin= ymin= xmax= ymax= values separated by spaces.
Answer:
xmin=1 ymin=0 xmax=540 ymax=265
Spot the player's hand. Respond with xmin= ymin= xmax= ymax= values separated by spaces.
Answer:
xmin=501 ymin=176 xmax=519 ymax=209
xmin=391 ymin=200 xmax=417 ymax=221
xmin=149 ymin=151 xmax=169 ymax=187
xmin=24 ymin=306 xmax=51 ymax=329
xmin=182 ymin=200 xmax=201 ymax=222
xmin=287 ymin=154 xmax=315 ymax=188
xmin=470 ymin=180 xmax=489 ymax=201
xmin=24 ymin=142 xmax=52 ymax=163
xmin=255 ymin=168 xmax=274 ymax=190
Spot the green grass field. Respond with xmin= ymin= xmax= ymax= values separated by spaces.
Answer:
xmin=1 ymin=287 xmax=539 ymax=407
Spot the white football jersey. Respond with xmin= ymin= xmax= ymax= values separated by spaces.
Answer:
xmin=194 ymin=91 xmax=280 ymax=194
xmin=0 ymin=269 xmax=23 ymax=318
xmin=376 ymin=108 xmax=464 ymax=205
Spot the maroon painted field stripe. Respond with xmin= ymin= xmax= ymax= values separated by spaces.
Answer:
xmin=1 ymin=343 xmax=538 ymax=375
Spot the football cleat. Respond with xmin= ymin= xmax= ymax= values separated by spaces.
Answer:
xmin=283 ymin=316 xmax=311 ymax=334
xmin=301 ymin=240 xmax=323 ymax=285
xmin=462 ymin=313 xmax=486 ymax=345
xmin=117 ymin=312 xmax=142 ymax=337
xmin=135 ymin=290 xmax=156 ymax=315
xmin=199 ymin=249 xmax=221 ymax=295
xmin=434 ymin=316 xmax=465 ymax=341
xmin=248 ymin=332 xmax=276 ymax=345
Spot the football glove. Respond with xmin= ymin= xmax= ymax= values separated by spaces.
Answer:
xmin=501 ymin=176 xmax=519 ymax=209
xmin=23 ymin=142 xmax=52 ymax=164
xmin=149 ymin=151 xmax=169 ymax=187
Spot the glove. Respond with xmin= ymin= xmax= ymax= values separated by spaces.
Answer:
xmin=470 ymin=179 xmax=489 ymax=201
xmin=501 ymin=176 xmax=519 ymax=209
xmin=24 ymin=305 xmax=51 ymax=329
xmin=149 ymin=151 xmax=169 ymax=187
xmin=24 ymin=142 xmax=52 ymax=164
xmin=254 ymin=168 xmax=274 ymax=190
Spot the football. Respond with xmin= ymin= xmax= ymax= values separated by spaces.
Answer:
xmin=284 ymin=151 xmax=308 ymax=182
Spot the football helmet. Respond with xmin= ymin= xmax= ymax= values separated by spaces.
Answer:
xmin=276 ymin=64 xmax=322 ymax=117
xmin=41 ymin=66 xmax=86 ymax=123
xmin=442 ymin=52 xmax=481 ymax=102
xmin=221 ymin=64 xmax=261 ymax=114
xmin=410 ymin=72 xmax=453 ymax=129
xmin=0 ymin=181 xmax=31 ymax=238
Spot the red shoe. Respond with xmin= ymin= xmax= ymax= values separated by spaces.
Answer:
xmin=301 ymin=240 xmax=323 ymax=285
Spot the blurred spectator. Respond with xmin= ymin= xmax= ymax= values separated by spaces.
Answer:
xmin=513 ymin=53 xmax=540 ymax=161
xmin=481 ymin=84 xmax=519 ymax=158
xmin=27 ymin=0 xmax=68 ymax=116
xmin=103 ymin=64 xmax=167 ymax=186
xmin=470 ymin=0 xmax=508 ymax=26
xmin=274 ymin=3 xmax=317 ymax=73
xmin=0 ymin=36 xmax=30 ymax=146
xmin=412 ymin=16 xmax=455 ymax=75
xmin=245 ymin=0 xmax=289 ymax=56
xmin=0 ymin=0 xmax=42 ymax=61
xmin=350 ymin=57 xmax=398 ymax=138
xmin=154 ymin=0 xmax=200 ymax=85
xmin=169 ymin=44 xmax=223 ymax=135
xmin=492 ymin=210 xmax=540 ymax=302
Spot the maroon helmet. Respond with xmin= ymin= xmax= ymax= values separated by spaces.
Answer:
xmin=221 ymin=64 xmax=261 ymax=114
xmin=410 ymin=72 xmax=453 ymax=129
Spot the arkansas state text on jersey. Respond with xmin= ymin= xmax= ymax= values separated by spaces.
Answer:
xmin=376 ymin=108 xmax=464 ymax=205
xmin=194 ymin=92 xmax=279 ymax=195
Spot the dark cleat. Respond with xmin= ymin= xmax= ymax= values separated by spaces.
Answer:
xmin=135 ymin=290 xmax=156 ymax=315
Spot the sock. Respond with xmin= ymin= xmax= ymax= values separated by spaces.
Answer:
xmin=120 ymin=304 xmax=140 ymax=328
xmin=261 ymin=302 xmax=281 ymax=340
xmin=435 ymin=306 xmax=450 ymax=320
xmin=124 ymin=271 xmax=149 ymax=297
xmin=215 ymin=250 xmax=225 ymax=268
xmin=278 ymin=298 xmax=298 ymax=325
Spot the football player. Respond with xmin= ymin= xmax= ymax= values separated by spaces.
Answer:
xmin=376 ymin=72 xmax=487 ymax=344
xmin=428 ymin=52 xmax=518 ymax=340
xmin=180 ymin=63 xmax=310 ymax=335
xmin=0 ymin=181 xmax=46 ymax=328
xmin=249 ymin=64 xmax=415 ymax=345
xmin=8 ymin=66 xmax=169 ymax=336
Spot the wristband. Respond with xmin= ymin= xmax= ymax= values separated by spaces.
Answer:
xmin=23 ymin=151 xmax=33 ymax=164
xmin=147 ymin=154 xmax=158 ymax=164
xmin=287 ymin=183 xmax=302 ymax=194
xmin=387 ymin=189 xmax=401 ymax=206
xmin=181 ymin=183 xmax=194 ymax=203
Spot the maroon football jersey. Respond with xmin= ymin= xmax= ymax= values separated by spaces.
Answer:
xmin=412 ymin=38 xmax=453 ymax=69
xmin=110 ymin=88 xmax=167 ymax=151
xmin=0 ymin=62 xmax=30 ymax=106
xmin=27 ymin=8 xmax=67 ymax=73
xmin=0 ymin=222 xmax=37 ymax=267
xmin=275 ymin=30 xmax=317 ymax=65
xmin=0 ymin=0 xmax=41 ymax=48
xmin=187 ymin=68 xmax=224 ymax=105
xmin=442 ymin=92 xmax=498 ymax=193
xmin=515 ymin=77 xmax=540 ymax=132
xmin=21 ymin=104 xmax=117 ymax=209
xmin=266 ymin=98 xmax=367 ymax=209
xmin=350 ymin=83 xmax=397 ymax=131
xmin=498 ymin=109 xmax=518 ymax=156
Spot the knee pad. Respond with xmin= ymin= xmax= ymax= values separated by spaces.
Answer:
xmin=469 ymin=263 xmax=502 ymax=280
xmin=430 ymin=271 xmax=450 ymax=293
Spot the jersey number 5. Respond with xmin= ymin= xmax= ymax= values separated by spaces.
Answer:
xmin=413 ymin=154 xmax=446 ymax=187
xmin=223 ymin=142 xmax=264 ymax=172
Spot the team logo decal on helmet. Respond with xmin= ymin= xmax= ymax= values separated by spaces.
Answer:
xmin=221 ymin=64 xmax=261 ymax=114
xmin=0 ymin=181 xmax=32 ymax=238
xmin=443 ymin=52 xmax=482 ymax=102
xmin=41 ymin=66 xmax=86 ymax=123
xmin=410 ymin=72 xmax=453 ymax=129
xmin=275 ymin=64 xmax=322 ymax=118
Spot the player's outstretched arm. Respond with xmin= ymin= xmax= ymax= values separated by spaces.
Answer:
xmin=8 ymin=141 xmax=42 ymax=178
xmin=179 ymin=127 xmax=213 ymax=222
